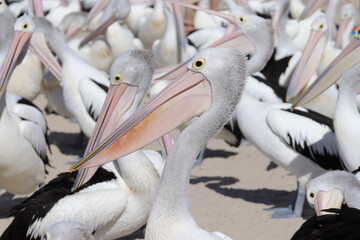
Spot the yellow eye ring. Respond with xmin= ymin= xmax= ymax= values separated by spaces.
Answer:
xmin=22 ymin=22 xmax=29 ymax=31
xmin=356 ymin=29 xmax=360 ymax=37
xmin=0 ymin=1 xmax=4 ymax=7
xmin=318 ymin=24 xmax=324 ymax=31
xmin=309 ymin=190 xmax=316 ymax=201
xmin=113 ymin=73 xmax=123 ymax=83
xmin=45 ymin=232 xmax=51 ymax=240
xmin=192 ymin=58 xmax=205 ymax=70
xmin=237 ymin=16 xmax=246 ymax=24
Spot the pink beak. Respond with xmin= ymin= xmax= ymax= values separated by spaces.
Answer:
xmin=70 ymin=69 xmax=212 ymax=171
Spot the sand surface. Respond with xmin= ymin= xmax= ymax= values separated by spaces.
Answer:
xmin=0 ymin=94 xmax=312 ymax=239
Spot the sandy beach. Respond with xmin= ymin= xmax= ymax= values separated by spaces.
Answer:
xmin=0 ymin=93 xmax=312 ymax=239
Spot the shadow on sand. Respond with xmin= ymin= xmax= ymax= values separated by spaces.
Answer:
xmin=0 ymin=192 xmax=26 ymax=218
xmin=48 ymin=131 xmax=88 ymax=156
xmin=190 ymin=176 xmax=313 ymax=219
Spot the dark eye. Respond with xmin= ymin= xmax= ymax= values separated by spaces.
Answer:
xmin=113 ymin=73 xmax=123 ymax=83
xmin=246 ymin=54 xmax=251 ymax=60
xmin=192 ymin=58 xmax=205 ymax=69
xmin=22 ymin=22 xmax=29 ymax=30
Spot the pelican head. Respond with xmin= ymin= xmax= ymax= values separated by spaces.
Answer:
xmin=71 ymin=48 xmax=247 ymax=171
xmin=335 ymin=3 xmax=356 ymax=49
xmin=286 ymin=14 xmax=329 ymax=102
xmin=306 ymin=171 xmax=355 ymax=216
xmin=0 ymin=15 xmax=34 ymax=98
xmin=72 ymin=50 xmax=155 ymax=189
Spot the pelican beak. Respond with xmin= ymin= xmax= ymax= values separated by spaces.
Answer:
xmin=30 ymin=33 xmax=62 ymax=81
xmin=314 ymin=189 xmax=344 ymax=216
xmin=171 ymin=1 xmax=237 ymax=27
xmin=271 ymin=9 xmax=281 ymax=43
xmin=292 ymin=36 xmax=360 ymax=107
xmin=286 ymin=30 xmax=327 ymax=102
xmin=66 ymin=0 xmax=111 ymax=40
xmin=335 ymin=17 xmax=350 ymax=49
xmin=72 ymin=83 xmax=139 ymax=189
xmin=31 ymin=0 xmax=44 ymax=17
xmin=79 ymin=14 xmax=117 ymax=48
xmin=87 ymin=84 xmax=139 ymax=149
xmin=298 ymin=0 xmax=326 ymax=21
xmin=172 ymin=3 xmax=186 ymax=57
xmin=82 ymin=0 xmax=111 ymax=28
xmin=70 ymin=69 xmax=211 ymax=170
xmin=0 ymin=31 xmax=32 ymax=98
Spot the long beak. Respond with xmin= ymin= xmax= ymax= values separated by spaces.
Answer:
xmin=298 ymin=0 xmax=326 ymax=21
xmin=314 ymin=189 xmax=344 ymax=216
xmin=271 ymin=10 xmax=280 ymax=43
xmin=79 ymin=14 xmax=117 ymax=48
xmin=0 ymin=31 xmax=32 ymax=97
xmin=171 ymin=1 xmax=237 ymax=27
xmin=72 ymin=83 xmax=139 ymax=189
xmin=66 ymin=0 xmax=110 ymax=40
xmin=31 ymin=0 xmax=44 ymax=17
xmin=292 ymin=37 xmax=360 ymax=107
xmin=30 ymin=33 xmax=62 ymax=81
xmin=335 ymin=18 xmax=350 ymax=49
xmin=172 ymin=3 xmax=186 ymax=59
xmin=82 ymin=0 xmax=111 ymax=28
xmin=286 ymin=30 xmax=326 ymax=102
xmin=70 ymin=69 xmax=212 ymax=170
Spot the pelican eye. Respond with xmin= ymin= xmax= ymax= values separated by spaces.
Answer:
xmin=309 ymin=190 xmax=316 ymax=201
xmin=44 ymin=232 xmax=51 ymax=240
xmin=318 ymin=24 xmax=324 ymax=31
xmin=22 ymin=22 xmax=29 ymax=31
xmin=192 ymin=58 xmax=205 ymax=70
xmin=113 ymin=73 xmax=123 ymax=83
xmin=0 ymin=1 xmax=4 ymax=7
xmin=344 ymin=13 xmax=348 ymax=18
xmin=357 ymin=29 xmax=360 ymax=37
xmin=237 ymin=16 xmax=246 ymax=24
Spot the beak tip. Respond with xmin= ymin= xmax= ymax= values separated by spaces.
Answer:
xmin=69 ymin=165 xmax=75 ymax=173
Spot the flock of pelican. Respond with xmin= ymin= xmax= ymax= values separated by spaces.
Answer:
xmin=0 ymin=0 xmax=359 ymax=239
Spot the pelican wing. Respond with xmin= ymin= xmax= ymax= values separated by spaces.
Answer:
xmin=78 ymin=77 xmax=108 ymax=122
xmin=18 ymin=120 xmax=50 ymax=168
xmin=266 ymin=108 xmax=344 ymax=170
xmin=2 ymin=168 xmax=126 ymax=240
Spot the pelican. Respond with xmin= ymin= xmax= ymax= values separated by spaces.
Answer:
xmin=297 ymin=0 xmax=341 ymax=41
xmin=292 ymin=32 xmax=360 ymax=173
xmin=286 ymin=14 xmax=341 ymax=118
xmin=0 ymin=15 xmax=50 ymax=195
xmin=233 ymin=87 xmax=343 ymax=218
xmin=1 ymin=50 xmax=164 ymax=240
xmin=0 ymin=0 xmax=44 ymax=101
xmin=292 ymin=171 xmax=360 ymax=240
xmin=56 ymin=11 xmax=114 ymax=73
xmin=335 ymin=2 xmax=357 ymax=49
xmin=29 ymin=16 xmax=110 ymax=137
xmin=71 ymin=47 xmax=246 ymax=240
xmin=78 ymin=0 xmax=143 ymax=63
